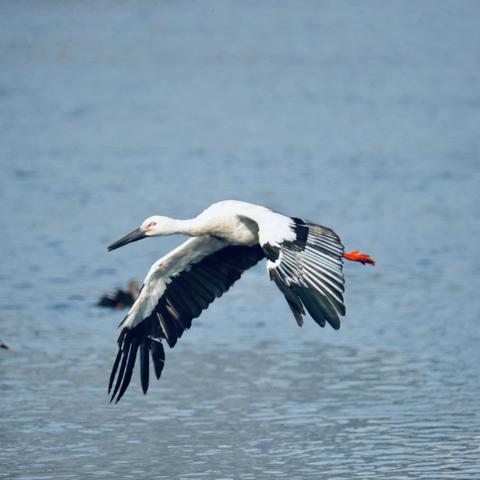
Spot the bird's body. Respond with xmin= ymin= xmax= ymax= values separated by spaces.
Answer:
xmin=107 ymin=200 xmax=374 ymax=402
xmin=0 ymin=339 xmax=13 ymax=352
xmin=97 ymin=280 xmax=140 ymax=309
xmin=189 ymin=200 xmax=263 ymax=244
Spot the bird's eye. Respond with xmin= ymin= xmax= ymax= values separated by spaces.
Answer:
xmin=147 ymin=222 xmax=156 ymax=229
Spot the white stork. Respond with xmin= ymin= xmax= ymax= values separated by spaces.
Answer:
xmin=107 ymin=200 xmax=375 ymax=402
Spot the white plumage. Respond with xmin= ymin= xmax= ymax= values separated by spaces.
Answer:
xmin=106 ymin=200 xmax=374 ymax=402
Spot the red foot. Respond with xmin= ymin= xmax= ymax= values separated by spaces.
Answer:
xmin=343 ymin=250 xmax=376 ymax=266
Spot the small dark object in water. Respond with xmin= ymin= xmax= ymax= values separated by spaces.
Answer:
xmin=98 ymin=280 xmax=140 ymax=310
xmin=0 ymin=339 xmax=13 ymax=352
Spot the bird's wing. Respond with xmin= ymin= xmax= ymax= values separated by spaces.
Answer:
xmin=259 ymin=216 xmax=346 ymax=329
xmin=109 ymin=236 xmax=265 ymax=402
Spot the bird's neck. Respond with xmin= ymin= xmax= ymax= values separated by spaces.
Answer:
xmin=162 ymin=217 xmax=206 ymax=237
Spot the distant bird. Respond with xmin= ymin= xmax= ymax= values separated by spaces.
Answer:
xmin=0 ymin=339 xmax=13 ymax=352
xmin=107 ymin=200 xmax=375 ymax=402
xmin=97 ymin=280 xmax=140 ymax=309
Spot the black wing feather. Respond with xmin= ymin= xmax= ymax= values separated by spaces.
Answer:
xmin=266 ymin=219 xmax=346 ymax=330
xmin=115 ymin=336 xmax=140 ymax=403
xmin=109 ymin=334 xmax=132 ymax=402
xmin=140 ymin=340 xmax=150 ymax=394
xmin=150 ymin=339 xmax=165 ymax=380
xmin=108 ymin=348 xmax=123 ymax=394
xmin=108 ymin=244 xmax=264 ymax=402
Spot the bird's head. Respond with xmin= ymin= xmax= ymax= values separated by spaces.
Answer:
xmin=107 ymin=215 xmax=177 ymax=251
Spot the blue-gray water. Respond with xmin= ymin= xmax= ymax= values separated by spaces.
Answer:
xmin=1 ymin=1 xmax=479 ymax=478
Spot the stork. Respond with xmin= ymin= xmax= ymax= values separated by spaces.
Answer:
xmin=107 ymin=200 xmax=375 ymax=402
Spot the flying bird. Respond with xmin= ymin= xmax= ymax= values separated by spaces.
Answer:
xmin=107 ymin=200 xmax=375 ymax=402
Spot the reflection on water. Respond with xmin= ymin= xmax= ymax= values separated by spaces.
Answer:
xmin=1 ymin=0 xmax=480 ymax=478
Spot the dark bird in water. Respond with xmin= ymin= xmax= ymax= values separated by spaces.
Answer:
xmin=0 ymin=339 xmax=13 ymax=352
xmin=97 ymin=280 xmax=140 ymax=310
xmin=106 ymin=200 xmax=375 ymax=402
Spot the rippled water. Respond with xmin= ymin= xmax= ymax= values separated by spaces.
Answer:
xmin=1 ymin=1 xmax=479 ymax=478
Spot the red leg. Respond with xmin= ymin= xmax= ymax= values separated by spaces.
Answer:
xmin=343 ymin=250 xmax=376 ymax=266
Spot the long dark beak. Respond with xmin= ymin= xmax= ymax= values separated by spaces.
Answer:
xmin=108 ymin=228 xmax=146 ymax=251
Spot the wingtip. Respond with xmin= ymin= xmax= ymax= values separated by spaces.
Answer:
xmin=329 ymin=320 xmax=341 ymax=330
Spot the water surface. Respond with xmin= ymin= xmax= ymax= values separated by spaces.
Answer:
xmin=1 ymin=1 xmax=479 ymax=478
